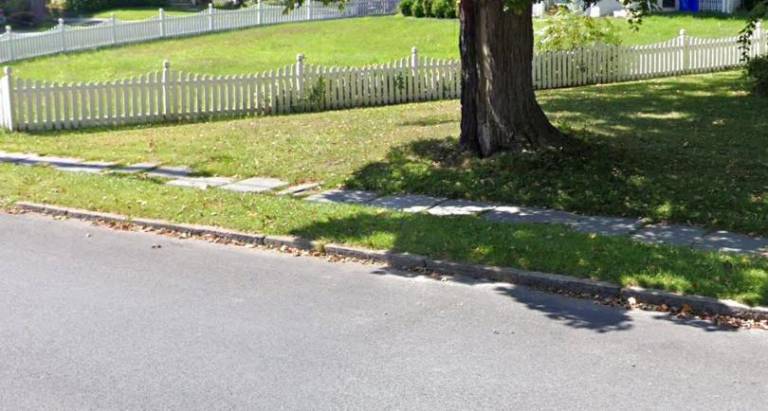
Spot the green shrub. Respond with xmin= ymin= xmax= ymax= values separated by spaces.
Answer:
xmin=8 ymin=11 xmax=36 ymax=27
xmin=743 ymin=0 xmax=759 ymax=10
xmin=412 ymin=0 xmax=425 ymax=17
xmin=63 ymin=0 xmax=166 ymax=13
xmin=746 ymin=55 xmax=768 ymax=96
xmin=421 ymin=0 xmax=433 ymax=16
xmin=47 ymin=0 xmax=68 ymax=17
xmin=445 ymin=0 xmax=457 ymax=18
xmin=536 ymin=6 xmax=622 ymax=51
xmin=430 ymin=0 xmax=455 ymax=18
xmin=2 ymin=0 xmax=31 ymax=13
xmin=399 ymin=0 xmax=413 ymax=15
xmin=212 ymin=0 xmax=239 ymax=9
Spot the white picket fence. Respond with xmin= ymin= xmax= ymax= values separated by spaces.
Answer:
xmin=0 ymin=25 xmax=765 ymax=131
xmin=0 ymin=51 xmax=460 ymax=131
xmin=0 ymin=0 xmax=399 ymax=64
xmin=699 ymin=0 xmax=742 ymax=13
xmin=533 ymin=25 xmax=766 ymax=88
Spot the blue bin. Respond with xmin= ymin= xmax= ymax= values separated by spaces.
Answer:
xmin=679 ymin=0 xmax=700 ymax=12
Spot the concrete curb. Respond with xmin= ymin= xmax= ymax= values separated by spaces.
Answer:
xmin=323 ymin=244 xmax=426 ymax=269
xmin=422 ymin=258 xmax=622 ymax=298
xmin=621 ymin=286 xmax=768 ymax=320
xmin=14 ymin=201 xmax=768 ymax=321
xmin=16 ymin=202 xmax=266 ymax=245
xmin=263 ymin=234 xmax=321 ymax=251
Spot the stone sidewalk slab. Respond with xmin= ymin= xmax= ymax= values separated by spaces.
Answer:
xmin=369 ymin=194 xmax=446 ymax=213
xmin=166 ymin=177 xmax=235 ymax=190
xmin=110 ymin=162 xmax=159 ymax=174
xmin=55 ymin=161 xmax=117 ymax=174
xmin=277 ymin=182 xmax=322 ymax=197
xmin=221 ymin=177 xmax=288 ymax=193
xmin=35 ymin=156 xmax=83 ymax=167
xmin=426 ymin=200 xmax=495 ymax=216
xmin=0 ymin=152 xmax=39 ymax=164
xmin=146 ymin=166 xmax=193 ymax=179
xmin=305 ymin=189 xmax=379 ymax=205
xmin=485 ymin=206 xmax=581 ymax=225
xmin=693 ymin=231 xmax=768 ymax=255
xmin=567 ymin=216 xmax=644 ymax=236
xmin=631 ymin=224 xmax=707 ymax=246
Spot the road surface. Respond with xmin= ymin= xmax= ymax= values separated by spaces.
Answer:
xmin=1 ymin=212 xmax=767 ymax=410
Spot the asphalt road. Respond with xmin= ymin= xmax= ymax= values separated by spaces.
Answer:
xmin=1 ymin=212 xmax=767 ymax=410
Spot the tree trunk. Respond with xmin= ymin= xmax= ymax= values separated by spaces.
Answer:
xmin=459 ymin=0 xmax=573 ymax=157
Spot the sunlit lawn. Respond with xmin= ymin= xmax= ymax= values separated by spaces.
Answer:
xmin=1 ymin=71 xmax=766 ymax=236
xmin=7 ymin=13 xmax=756 ymax=82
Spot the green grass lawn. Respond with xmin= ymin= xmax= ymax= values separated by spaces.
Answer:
xmin=2 ymin=71 xmax=766 ymax=236
xmin=6 ymin=13 xmax=756 ymax=82
xmin=3 ymin=164 xmax=768 ymax=306
xmin=88 ymin=7 xmax=201 ymax=20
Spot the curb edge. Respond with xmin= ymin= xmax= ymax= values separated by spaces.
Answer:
xmin=14 ymin=201 xmax=768 ymax=320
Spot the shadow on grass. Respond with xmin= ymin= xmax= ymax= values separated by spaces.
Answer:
xmin=345 ymin=73 xmax=768 ymax=235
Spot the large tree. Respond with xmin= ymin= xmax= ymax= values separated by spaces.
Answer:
xmin=457 ymin=0 xmax=651 ymax=157
xmin=294 ymin=0 xmax=592 ymax=157
xmin=458 ymin=0 xmax=573 ymax=157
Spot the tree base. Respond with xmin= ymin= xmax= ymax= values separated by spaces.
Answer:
xmin=459 ymin=0 xmax=575 ymax=157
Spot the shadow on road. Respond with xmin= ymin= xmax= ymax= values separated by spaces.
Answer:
xmin=367 ymin=265 xmax=740 ymax=334
xmin=494 ymin=285 xmax=633 ymax=333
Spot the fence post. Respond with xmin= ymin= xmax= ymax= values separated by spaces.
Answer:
xmin=296 ymin=53 xmax=305 ymax=102
xmin=1 ymin=67 xmax=15 ymax=130
xmin=110 ymin=13 xmax=117 ymax=45
xmin=162 ymin=60 xmax=170 ymax=119
xmin=306 ymin=0 xmax=312 ymax=20
xmin=257 ymin=0 xmax=262 ymax=25
xmin=6 ymin=26 xmax=15 ymax=62
xmin=411 ymin=46 xmax=419 ymax=72
xmin=755 ymin=21 xmax=765 ymax=57
xmin=678 ymin=29 xmax=689 ymax=73
xmin=57 ymin=18 xmax=67 ymax=53
xmin=411 ymin=47 xmax=419 ymax=100
xmin=159 ymin=8 xmax=166 ymax=38
xmin=208 ymin=3 xmax=215 ymax=31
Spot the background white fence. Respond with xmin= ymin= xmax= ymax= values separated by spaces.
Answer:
xmin=0 ymin=0 xmax=399 ymax=64
xmin=698 ymin=0 xmax=742 ymax=13
xmin=0 ymin=24 xmax=764 ymax=131
xmin=533 ymin=25 xmax=765 ymax=88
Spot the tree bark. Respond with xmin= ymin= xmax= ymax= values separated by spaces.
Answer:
xmin=459 ymin=0 xmax=573 ymax=157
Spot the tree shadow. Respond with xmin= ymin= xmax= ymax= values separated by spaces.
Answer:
xmin=362 ymin=262 xmax=635 ymax=333
xmin=493 ymin=284 xmax=634 ymax=333
xmin=345 ymin=73 xmax=768 ymax=236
